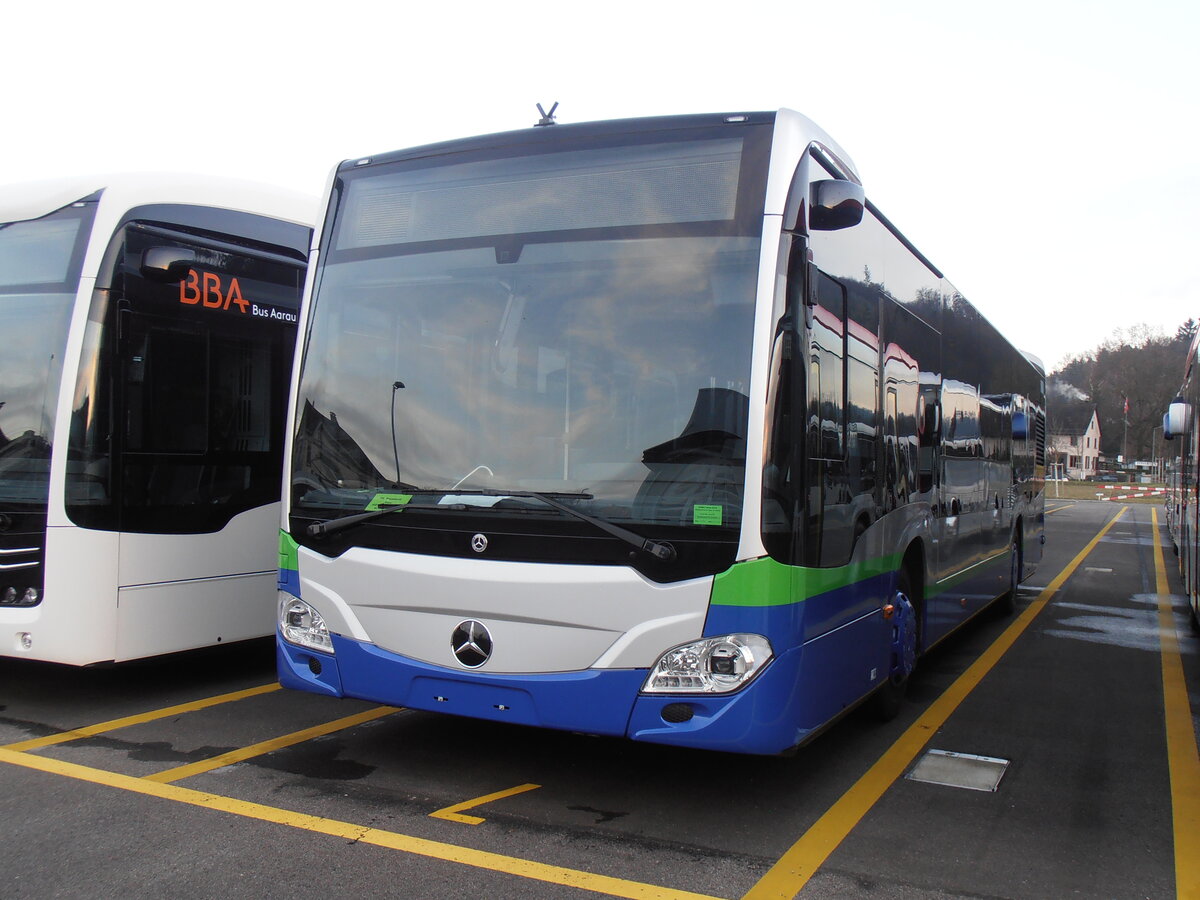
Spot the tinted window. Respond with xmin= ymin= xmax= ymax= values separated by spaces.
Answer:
xmin=66 ymin=222 xmax=304 ymax=533
xmin=0 ymin=203 xmax=93 ymax=507
xmin=0 ymin=214 xmax=86 ymax=289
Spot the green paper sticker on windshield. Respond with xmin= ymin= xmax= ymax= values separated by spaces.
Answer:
xmin=693 ymin=504 xmax=723 ymax=526
xmin=365 ymin=492 xmax=413 ymax=511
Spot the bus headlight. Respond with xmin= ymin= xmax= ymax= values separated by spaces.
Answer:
xmin=642 ymin=634 xmax=773 ymax=694
xmin=278 ymin=593 xmax=333 ymax=654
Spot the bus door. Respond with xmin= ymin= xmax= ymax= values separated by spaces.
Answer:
xmin=928 ymin=379 xmax=983 ymax=638
xmin=879 ymin=303 xmax=936 ymax=516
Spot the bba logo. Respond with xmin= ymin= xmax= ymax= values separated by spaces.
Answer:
xmin=179 ymin=269 xmax=249 ymax=314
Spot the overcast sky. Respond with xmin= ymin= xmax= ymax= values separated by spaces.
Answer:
xmin=4 ymin=0 xmax=1196 ymax=372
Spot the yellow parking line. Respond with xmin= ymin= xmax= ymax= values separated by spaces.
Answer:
xmin=145 ymin=706 xmax=398 ymax=784
xmin=2 ymin=683 xmax=282 ymax=752
xmin=1045 ymin=503 xmax=1074 ymax=514
xmin=742 ymin=506 xmax=1129 ymax=900
xmin=1151 ymin=509 xmax=1200 ymax=899
xmin=430 ymin=783 xmax=542 ymax=825
xmin=0 ymin=748 xmax=722 ymax=900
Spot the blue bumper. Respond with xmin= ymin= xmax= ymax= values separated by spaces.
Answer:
xmin=277 ymin=633 xmax=816 ymax=755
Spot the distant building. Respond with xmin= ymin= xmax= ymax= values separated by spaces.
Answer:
xmin=1049 ymin=403 xmax=1101 ymax=479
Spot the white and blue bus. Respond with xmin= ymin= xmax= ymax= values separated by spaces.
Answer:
xmin=0 ymin=175 xmax=312 ymax=664
xmin=277 ymin=111 xmax=1045 ymax=754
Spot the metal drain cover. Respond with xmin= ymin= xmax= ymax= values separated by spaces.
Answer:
xmin=906 ymin=749 xmax=1010 ymax=792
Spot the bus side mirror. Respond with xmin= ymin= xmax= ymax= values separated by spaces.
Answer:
xmin=1163 ymin=411 xmax=1174 ymax=441
xmin=140 ymin=247 xmax=197 ymax=283
xmin=1167 ymin=397 xmax=1189 ymax=439
xmin=810 ymin=179 xmax=865 ymax=231
xmin=1012 ymin=412 xmax=1028 ymax=441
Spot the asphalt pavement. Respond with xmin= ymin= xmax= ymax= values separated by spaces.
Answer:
xmin=1 ymin=500 xmax=1196 ymax=899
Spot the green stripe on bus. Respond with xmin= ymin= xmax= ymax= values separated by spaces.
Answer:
xmin=279 ymin=530 xmax=299 ymax=574
xmin=711 ymin=553 xmax=906 ymax=608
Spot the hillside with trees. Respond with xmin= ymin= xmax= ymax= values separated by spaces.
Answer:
xmin=1049 ymin=319 xmax=1197 ymax=462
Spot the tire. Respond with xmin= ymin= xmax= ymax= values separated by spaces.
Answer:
xmin=874 ymin=568 xmax=919 ymax=721
xmin=996 ymin=535 xmax=1021 ymax=617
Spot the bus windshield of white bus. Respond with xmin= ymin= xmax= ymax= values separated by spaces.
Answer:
xmin=0 ymin=203 xmax=92 ymax=505
xmin=292 ymin=125 xmax=771 ymax=561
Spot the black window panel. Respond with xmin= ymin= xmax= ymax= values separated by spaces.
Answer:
xmin=762 ymin=236 xmax=804 ymax=564
xmin=809 ymin=272 xmax=846 ymax=461
xmin=66 ymin=222 xmax=304 ymax=534
xmin=796 ymin=268 xmax=882 ymax=568
xmin=798 ymin=149 xmax=1043 ymax=568
xmin=942 ymin=290 xmax=982 ymax=389
xmin=881 ymin=303 xmax=938 ymax=507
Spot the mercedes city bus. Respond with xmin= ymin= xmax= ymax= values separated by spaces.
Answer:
xmin=277 ymin=111 xmax=1045 ymax=754
xmin=0 ymin=174 xmax=312 ymax=664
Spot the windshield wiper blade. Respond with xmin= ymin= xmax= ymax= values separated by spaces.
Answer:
xmin=487 ymin=489 xmax=676 ymax=562
xmin=303 ymin=488 xmax=594 ymax=539
xmin=304 ymin=488 xmax=675 ymax=562
xmin=304 ymin=490 xmax=441 ymax=537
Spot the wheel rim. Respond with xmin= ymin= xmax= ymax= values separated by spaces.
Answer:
xmin=889 ymin=589 xmax=917 ymax=682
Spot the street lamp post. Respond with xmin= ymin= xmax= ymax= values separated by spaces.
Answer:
xmin=1152 ymin=425 xmax=1163 ymax=482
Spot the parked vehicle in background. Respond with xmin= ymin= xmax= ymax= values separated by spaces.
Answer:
xmin=1163 ymin=335 xmax=1200 ymax=629
xmin=0 ymin=175 xmax=313 ymax=664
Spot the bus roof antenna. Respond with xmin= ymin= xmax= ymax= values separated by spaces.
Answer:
xmin=535 ymin=102 xmax=559 ymax=126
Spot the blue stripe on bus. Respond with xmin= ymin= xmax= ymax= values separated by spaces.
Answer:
xmin=277 ymin=567 xmax=301 ymax=596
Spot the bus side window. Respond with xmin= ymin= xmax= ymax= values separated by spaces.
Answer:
xmin=809 ymin=272 xmax=845 ymax=460
xmin=802 ymin=270 xmax=860 ymax=567
xmin=846 ymin=284 xmax=879 ymax=509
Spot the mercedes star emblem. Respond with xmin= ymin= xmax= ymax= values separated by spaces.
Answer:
xmin=451 ymin=619 xmax=493 ymax=668
xmin=471 ymin=533 xmax=489 ymax=553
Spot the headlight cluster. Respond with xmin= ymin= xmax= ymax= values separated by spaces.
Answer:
xmin=278 ymin=593 xmax=333 ymax=653
xmin=642 ymin=634 xmax=773 ymax=694
xmin=0 ymin=585 xmax=40 ymax=607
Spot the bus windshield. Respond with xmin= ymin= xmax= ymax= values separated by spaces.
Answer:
xmin=293 ymin=128 xmax=769 ymax=536
xmin=0 ymin=206 xmax=91 ymax=505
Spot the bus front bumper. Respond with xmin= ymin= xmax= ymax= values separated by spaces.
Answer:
xmin=278 ymin=632 xmax=808 ymax=755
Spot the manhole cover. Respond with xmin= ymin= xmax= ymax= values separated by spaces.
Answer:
xmin=906 ymin=749 xmax=1010 ymax=792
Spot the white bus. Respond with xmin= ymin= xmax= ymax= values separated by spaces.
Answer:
xmin=277 ymin=111 xmax=1044 ymax=754
xmin=0 ymin=175 xmax=312 ymax=664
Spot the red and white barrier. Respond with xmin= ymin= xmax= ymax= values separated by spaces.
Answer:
xmin=1095 ymin=486 xmax=1166 ymax=500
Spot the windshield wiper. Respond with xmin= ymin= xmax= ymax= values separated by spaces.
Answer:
xmin=304 ymin=489 xmax=443 ymax=537
xmin=303 ymin=489 xmax=594 ymax=539
xmin=479 ymin=489 xmax=676 ymax=562
xmin=304 ymin=488 xmax=676 ymax=562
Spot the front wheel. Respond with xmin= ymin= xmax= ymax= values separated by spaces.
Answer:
xmin=996 ymin=536 xmax=1022 ymax=617
xmin=873 ymin=569 xmax=919 ymax=721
